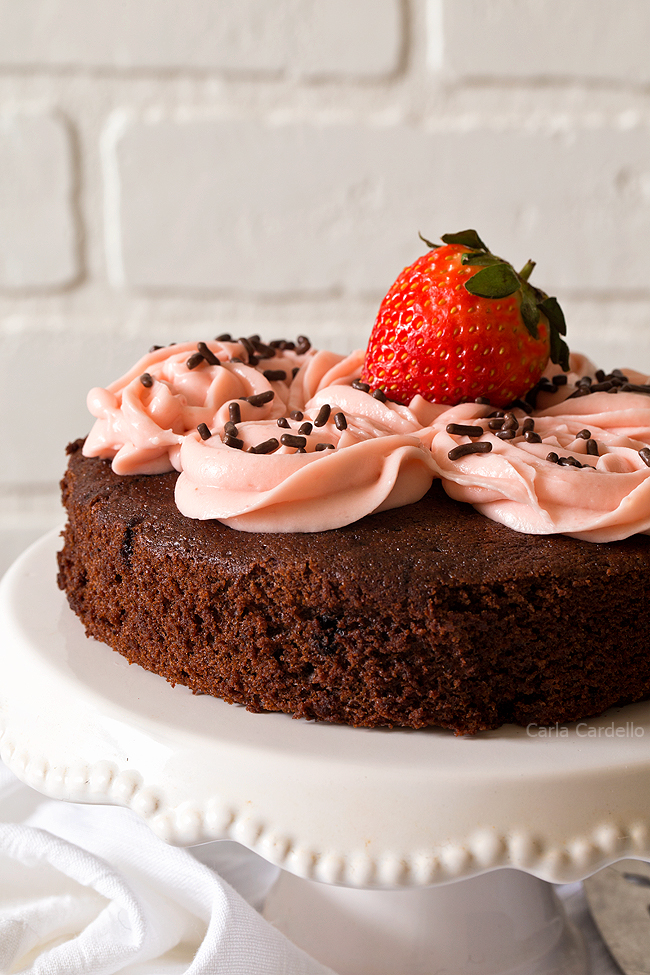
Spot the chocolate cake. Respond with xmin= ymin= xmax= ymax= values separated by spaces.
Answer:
xmin=57 ymin=439 xmax=650 ymax=735
xmin=55 ymin=233 xmax=650 ymax=733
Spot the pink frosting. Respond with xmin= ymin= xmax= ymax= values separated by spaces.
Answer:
xmin=425 ymin=356 xmax=650 ymax=541
xmin=84 ymin=340 xmax=439 ymax=532
xmin=84 ymin=342 xmax=650 ymax=540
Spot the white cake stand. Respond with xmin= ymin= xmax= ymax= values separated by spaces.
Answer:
xmin=2 ymin=530 xmax=650 ymax=975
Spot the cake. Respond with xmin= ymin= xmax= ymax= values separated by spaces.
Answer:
xmin=56 ymin=234 xmax=650 ymax=734
xmin=58 ymin=438 xmax=650 ymax=734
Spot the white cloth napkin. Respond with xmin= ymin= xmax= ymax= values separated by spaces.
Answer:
xmin=0 ymin=759 xmax=334 ymax=974
xmin=0 ymin=758 xmax=620 ymax=975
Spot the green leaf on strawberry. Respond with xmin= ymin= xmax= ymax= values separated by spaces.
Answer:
xmin=464 ymin=263 xmax=521 ymax=299
xmin=418 ymin=231 xmax=439 ymax=250
xmin=440 ymin=229 xmax=489 ymax=250
xmin=518 ymin=289 xmax=541 ymax=339
xmin=541 ymin=297 xmax=570 ymax=370
xmin=460 ymin=251 xmax=503 ymax=267
xmin=361 ymin=231 xmax=570 ymax=408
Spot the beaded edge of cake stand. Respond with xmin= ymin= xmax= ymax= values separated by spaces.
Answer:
xmin=1 ymin=724 xmax=647 ymax=888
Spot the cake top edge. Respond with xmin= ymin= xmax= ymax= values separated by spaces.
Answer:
xmin=79 ymin=234 xmax=650 ymax=541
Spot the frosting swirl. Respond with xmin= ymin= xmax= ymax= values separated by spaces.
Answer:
xmin=84 ymin=340 xmax=439 ymax=532
xmin=84 ymin=341 xmax=650 ymax=540
xmin=427 ymin=357 xmax=650 ymax=541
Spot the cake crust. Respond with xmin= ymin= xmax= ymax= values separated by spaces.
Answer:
xmin=57 ymin=439 xmax=650 ymax=734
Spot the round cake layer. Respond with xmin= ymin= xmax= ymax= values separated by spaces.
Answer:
xmin=57 ymin=439 xmax=650 ymax=734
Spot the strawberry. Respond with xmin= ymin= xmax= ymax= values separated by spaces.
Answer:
xmin=361 ymin=230 xmax=569 ymax=408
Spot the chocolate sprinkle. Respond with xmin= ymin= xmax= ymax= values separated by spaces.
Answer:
xmin=224 ymin=434 xmax=244 ymax=450
xmin=315 ymin=442 xmax=335 ymax=451
xmin=488 ymin=418 xmax=505 ymax=430
xmin=215 ymin=333 xmax=232 ymax=342
xmin=475 ymin=396 xmax=491 ymax=405
xmin=508 ymin=398 xmax=533 ymax=414
xmin=522 ymin=417 xmax=535 ymax=432
xmin=352 ymin=380 xmax=370 ymax=393
xmin=576 ymin=429 xmax=591 ymax=440
xmin=546 ymin=452 xmax=559 ymax=464
xmin=555 ymin=455 xmax=594 ymax=469
xmin=524 ymin=431 xmax=542 ymax=443
xmin=252 ymin=340 xmax=277 ymax=359
xmin=334 ymin=412 xmax=347 ymax=431
xmin=290 ymin=410 xmax=304 ymax=421
xmin=295 ymin=335 xmax=312 ymax=355
xmin=186 ymin=352 xmax=204 ymax=370
xmin=446 ymin=423 xmax=484 ymax=437
xmin=197 ymin=342 xmax=220 ymax=366
xmin=197 ymin=423 xmax=212 ymax=441
xmin=314 ymin=404 xmax=331 ymax=427
xmin=139 ymin=372 xmax=154 ymax=387
xmin=263 ymin=369 xmax=287 ymax=382
xmin=238 ymin=336 xmax=255 ymax=359
xmin=249 ymin=438 xmax=280 ymax=454
xmin=277 ymin=417 xmax=290 ymax=428
xmin=586 ymin=439 xmax=599 ymax=456
xmin=292 ymin=367 xmax=300 ymax=380
xmin=229 ymin=402 xmax=241 ymax=425
xmin=148 ymin=345 xmax=162 ymax=353
xmin=496 ymin=429 xmax=516 ymax=441
xmin=280 ymin=434 xmax=307 ymax=449
xmin=448 ymin=441 xmax=492 ymax=461
xmin=246 ymin=390 xmax=275 ymax=407
xmin=298 ymin=422 xmax=313 ymax=436
xmin=372 ymin=388 xmax=387 ymax=403
xmin=640 ymin=448 xmax=650 ymax=467
xmin=552 ymin=375 xmax=568 ymax=386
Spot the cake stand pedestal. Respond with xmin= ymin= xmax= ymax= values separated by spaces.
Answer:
xmin=262 ymin=868 xmax=585 ymax=974
xmin=3 ymin=531 xmax=650 ymax=975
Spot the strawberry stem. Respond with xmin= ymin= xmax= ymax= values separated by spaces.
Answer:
xmin=519 ymin=260 xmax=536 ymax=282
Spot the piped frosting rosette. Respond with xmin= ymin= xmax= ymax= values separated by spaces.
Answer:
xmin=84 ymin=339 xmax=439 ymax=532
xmin=424 ymin=356 xmax=650 ymax=542
xmin=84 ymin=340 xmax=650 ymax=540
xmin=84 ymin=339 xmax=315 ymax=475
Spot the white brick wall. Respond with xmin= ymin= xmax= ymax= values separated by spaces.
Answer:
xmin=107 ymin=118 xmax=650 ymax=294
xmin=2 ymin=0 xmax=650 ymax=575
xmin=437 ymin=0 xmax=650 ymax=83
xmin=0 ymin=0 xmax=402 ymax=77
xmin=0 ymin=112 xmax=79 ymax=288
